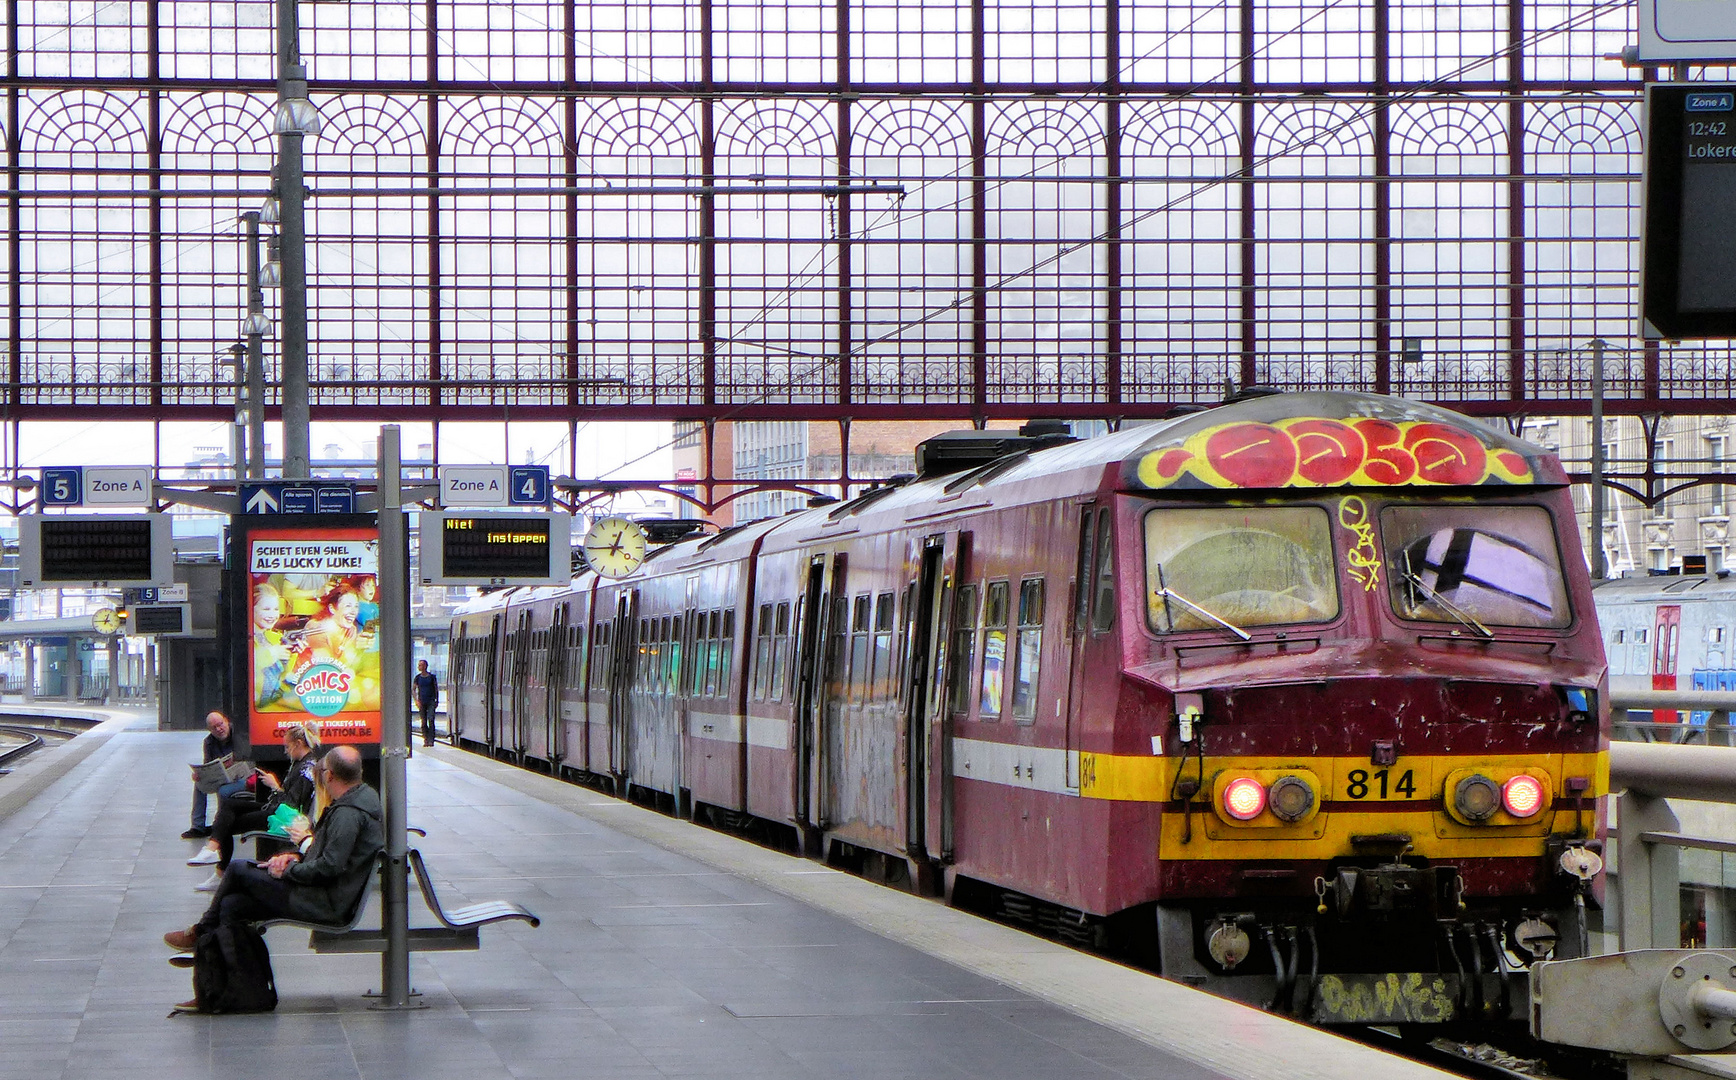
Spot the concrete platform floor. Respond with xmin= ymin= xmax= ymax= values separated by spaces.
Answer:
xmin=0 ymin=712 xmax=1449 ymax=1080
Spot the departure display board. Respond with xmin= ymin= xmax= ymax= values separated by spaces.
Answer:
xmin=19 ymin=513 xmax=173 ymax=587
xmin=419 ymin=511 xmax=570 ymax=586
xmin=1643 ymin=84 xmax=1736 ymax=338
xmin=127 ymin=603 xmax=189 ymax=635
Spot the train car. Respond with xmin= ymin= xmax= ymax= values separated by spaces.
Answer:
xmin=450 ymin=390 xmax=1610 ymax=1027
xmin=1595 ymin=572 xmax=1736 ymax=726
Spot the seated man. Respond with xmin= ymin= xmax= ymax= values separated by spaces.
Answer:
xmin=183 ymin=711 xmax=233 ymax=840
xmin=163 ymin=745 xmax=383 ymax=985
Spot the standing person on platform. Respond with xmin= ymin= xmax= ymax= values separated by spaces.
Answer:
xmin=163 ymin=745 xmax=383 ymax=987
xmin=183 ymin=711 xmax=233 ymax=840
xmin=413 ymin=660 xmax=439 ymax=747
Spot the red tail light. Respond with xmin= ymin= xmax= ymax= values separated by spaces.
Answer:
xmin=1223 ymin=776 xmax=1266 ymax=820
xmin=1502 ymin=775 xmax=1546 ymax=818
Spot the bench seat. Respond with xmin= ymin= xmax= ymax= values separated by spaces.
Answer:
xmin=255 ymin=848 xmax=538 ymax=954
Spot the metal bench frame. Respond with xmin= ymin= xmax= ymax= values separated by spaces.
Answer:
xmin=255 ymin=847 xmax=538 ymax=955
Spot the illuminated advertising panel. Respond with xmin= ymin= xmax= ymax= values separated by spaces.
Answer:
xmin=242 ymin=522 xmax=383 ymax=750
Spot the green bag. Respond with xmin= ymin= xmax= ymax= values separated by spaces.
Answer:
xmin=266 ymin=803 xmax=300 ymax=836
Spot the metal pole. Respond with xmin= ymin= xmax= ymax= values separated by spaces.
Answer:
xmin=276 ymin=0 xmax=310 ymax=479
xmin=244 ymin=212 xmax=266 ymax=480
xmin=375 ymin=424 xmax=416 ymax=1008
xmin=228 ymin=344 xmax=246 ymax=480
xmin=1591 ymin=338 xmax=1607 ymax=581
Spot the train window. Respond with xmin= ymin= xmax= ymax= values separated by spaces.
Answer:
xmin=1074 ymin=509 xmax=1097 ymax=630
xmin=981 ymin=581 xmax=1009 ymax=718
xmin=826 ymin=596 xmax=850 ymax=700
xmin=1012 ymin=578 xmax=1045 ymax=723
xmin=1147 ymin=507 xmax=1338 ymax=633
xmin=753 ymin=604 xmax=773 ymax=701
xmin=1381 ymin=505 xmax=1570 ymax=629
xmin=668 ymin=616 xmax=683 ymax=693
xmin=949 ymin=584 xmax=978 ymax=714
xmin=721 ymin=610 xmax=735 ymax=690
xmin=703 ymin=612 xmax=720 ymax=697
xmin=872 ymin=592 xmax=895 ymax=701
xmin=850 ymin=594 xmax=871 ymax=705
xmin=771 ymin=602 xmax=791 ymax=701
xmin=1092 ymin=508 xmax=1115 ymax=632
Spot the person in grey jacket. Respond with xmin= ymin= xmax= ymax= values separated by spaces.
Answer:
xmin=163 ymin=745 xmax=384 ymax=958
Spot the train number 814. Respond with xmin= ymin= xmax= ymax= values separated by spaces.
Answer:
xmin=1344 ymin=768 xmax=1418 ymax=799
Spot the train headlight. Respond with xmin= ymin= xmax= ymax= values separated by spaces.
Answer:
xmin=1267 ymin=775 xmax=1315 ymax=822
xmin=1454 ymin=774 xmax=1501 ymax=822
xmin=1222 ymin=776 xmax=1267 ymax=821
xmin=1502 ymin=774 xmax=1546 ymax=818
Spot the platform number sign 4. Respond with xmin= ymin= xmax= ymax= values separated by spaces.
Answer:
xmin=508 ymin=466 xmax=550 ymax=507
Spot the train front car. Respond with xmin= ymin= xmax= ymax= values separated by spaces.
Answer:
xmin=1118 ymin=392 xmax=1607 ymax=1027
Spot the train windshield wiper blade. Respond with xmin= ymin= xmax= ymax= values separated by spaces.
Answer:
xmin=1155 ymin=584 xmax=1252 ymax=641
xmin=1398 ymin=556 xmax=1492 ymax=638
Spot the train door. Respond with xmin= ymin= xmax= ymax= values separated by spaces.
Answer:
xmin=1065 ymin=505 xmax=1112 ymax=790
xmin=919 ymin=531 xmax=968 ymax=862
xmin=791 ymin=555 xmax=835 ymax=840
xmin=484 ymin=613 xmax=502 ymax=750
xmin=901 ymin=534 xmax=953 ymax=867
xmin=1654 ymin=604 xmax=1683 ymax=724
xmin=546 ymin=603 xmax=569 ymax=765
xmin=509 ymin=609 xmax=535 ymax=760
xmin=608 ymin=591 xmax=637 ymax=779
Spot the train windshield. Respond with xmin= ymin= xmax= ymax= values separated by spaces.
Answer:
xmin=1144 ymin=507 xmax=1340 ymax=633
xmin=1380 ymin=505 xmax=1571 ymax=629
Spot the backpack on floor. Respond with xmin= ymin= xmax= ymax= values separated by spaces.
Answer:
xmin=189 ymin=923 xmax=278 ymax=1014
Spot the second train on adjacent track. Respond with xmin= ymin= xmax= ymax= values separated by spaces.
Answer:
xmin=448 ymin=390 xmax=1610 ymax=1028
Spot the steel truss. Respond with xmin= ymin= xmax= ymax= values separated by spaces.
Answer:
xmin=0 ymin=0 xmax=1727 ymax=430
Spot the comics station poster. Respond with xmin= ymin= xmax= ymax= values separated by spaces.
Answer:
xmin=241 ymin=522 xmax=383 ymax=750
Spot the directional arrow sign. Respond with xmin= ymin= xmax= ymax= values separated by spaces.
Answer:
xmin=240 ymin=484 xmax=280 ymax=514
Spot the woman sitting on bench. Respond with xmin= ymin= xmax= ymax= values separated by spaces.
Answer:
xmin=187 ymin=722 xmax=324 ymax=890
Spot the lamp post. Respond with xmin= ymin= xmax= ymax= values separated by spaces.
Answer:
xmin=272 ymin=0 xmax=319 ymax=480
xmin=241 ymin=211 xmax=275 ymax=481
xmin=1590 ymin=338 xmax=1608 ymax=581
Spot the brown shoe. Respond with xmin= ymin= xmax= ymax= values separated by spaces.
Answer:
xmin=163 ymin=928 xmax=197 ymax=952
xmin=168 ymin=955 xmax=194 ymax=969
xmin=174 ymin=999 xmax=199 ymax=1011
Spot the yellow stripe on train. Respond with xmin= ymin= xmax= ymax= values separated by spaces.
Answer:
xmin=1079 ymin=749 xmax=1606 ymax=860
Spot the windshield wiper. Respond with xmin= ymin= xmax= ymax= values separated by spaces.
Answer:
xmin=1398 ymin=552 xmax=1492 ymax=638
xmin=1153 ymin=569 xmax=1252 ymax=641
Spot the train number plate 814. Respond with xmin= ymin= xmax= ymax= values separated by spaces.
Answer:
xmin=1336 ymin=763 xmax=1427 ymax=801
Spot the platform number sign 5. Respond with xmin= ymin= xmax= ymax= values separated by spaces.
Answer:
xmin=41 ymin=467 xmax=82 ymax=506
xmin=508 ymin=466 xmax=550 ymax=507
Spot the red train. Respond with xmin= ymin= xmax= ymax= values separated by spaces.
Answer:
xmin=450 ymin=390 xmax=1609 ymax=1026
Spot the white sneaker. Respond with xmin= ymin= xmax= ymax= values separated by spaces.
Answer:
xmin=193 ymin=871 xmax=221 ymax=893
xmin=186 ymin=847 xmax=219 ymax=866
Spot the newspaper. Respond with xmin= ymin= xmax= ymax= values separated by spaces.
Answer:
xmin=190 ymin=754 xmax=251 ymax=794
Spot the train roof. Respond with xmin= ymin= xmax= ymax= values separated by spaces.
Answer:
xmin=449 ymin=391 xmax=1567 ymax=608
xmin=1116 ymin=390 xmax=1564 ymax=493
xmin=1594 ymin=573 xmax=1736 ymax=601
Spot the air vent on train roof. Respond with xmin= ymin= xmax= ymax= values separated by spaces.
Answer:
xmin=914 ymin=424 xmax=1077 ymax=478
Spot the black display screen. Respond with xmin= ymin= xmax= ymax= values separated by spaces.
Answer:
xmin=39 ymin=518 xmax=155 ymax=581
xmin=441 ymin=516 xmax=553 ymax=579
xmin=1644 ymin=84 xmax=1736 ymax=338
xmin=130 ymin=605 xmax=185 ymax=635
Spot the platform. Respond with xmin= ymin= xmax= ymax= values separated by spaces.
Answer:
xmin=0 ymin=708 xmax=1453 ymax=1080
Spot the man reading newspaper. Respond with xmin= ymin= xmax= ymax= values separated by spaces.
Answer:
xmin=184 ymin=711 xmax=238 ymax=839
